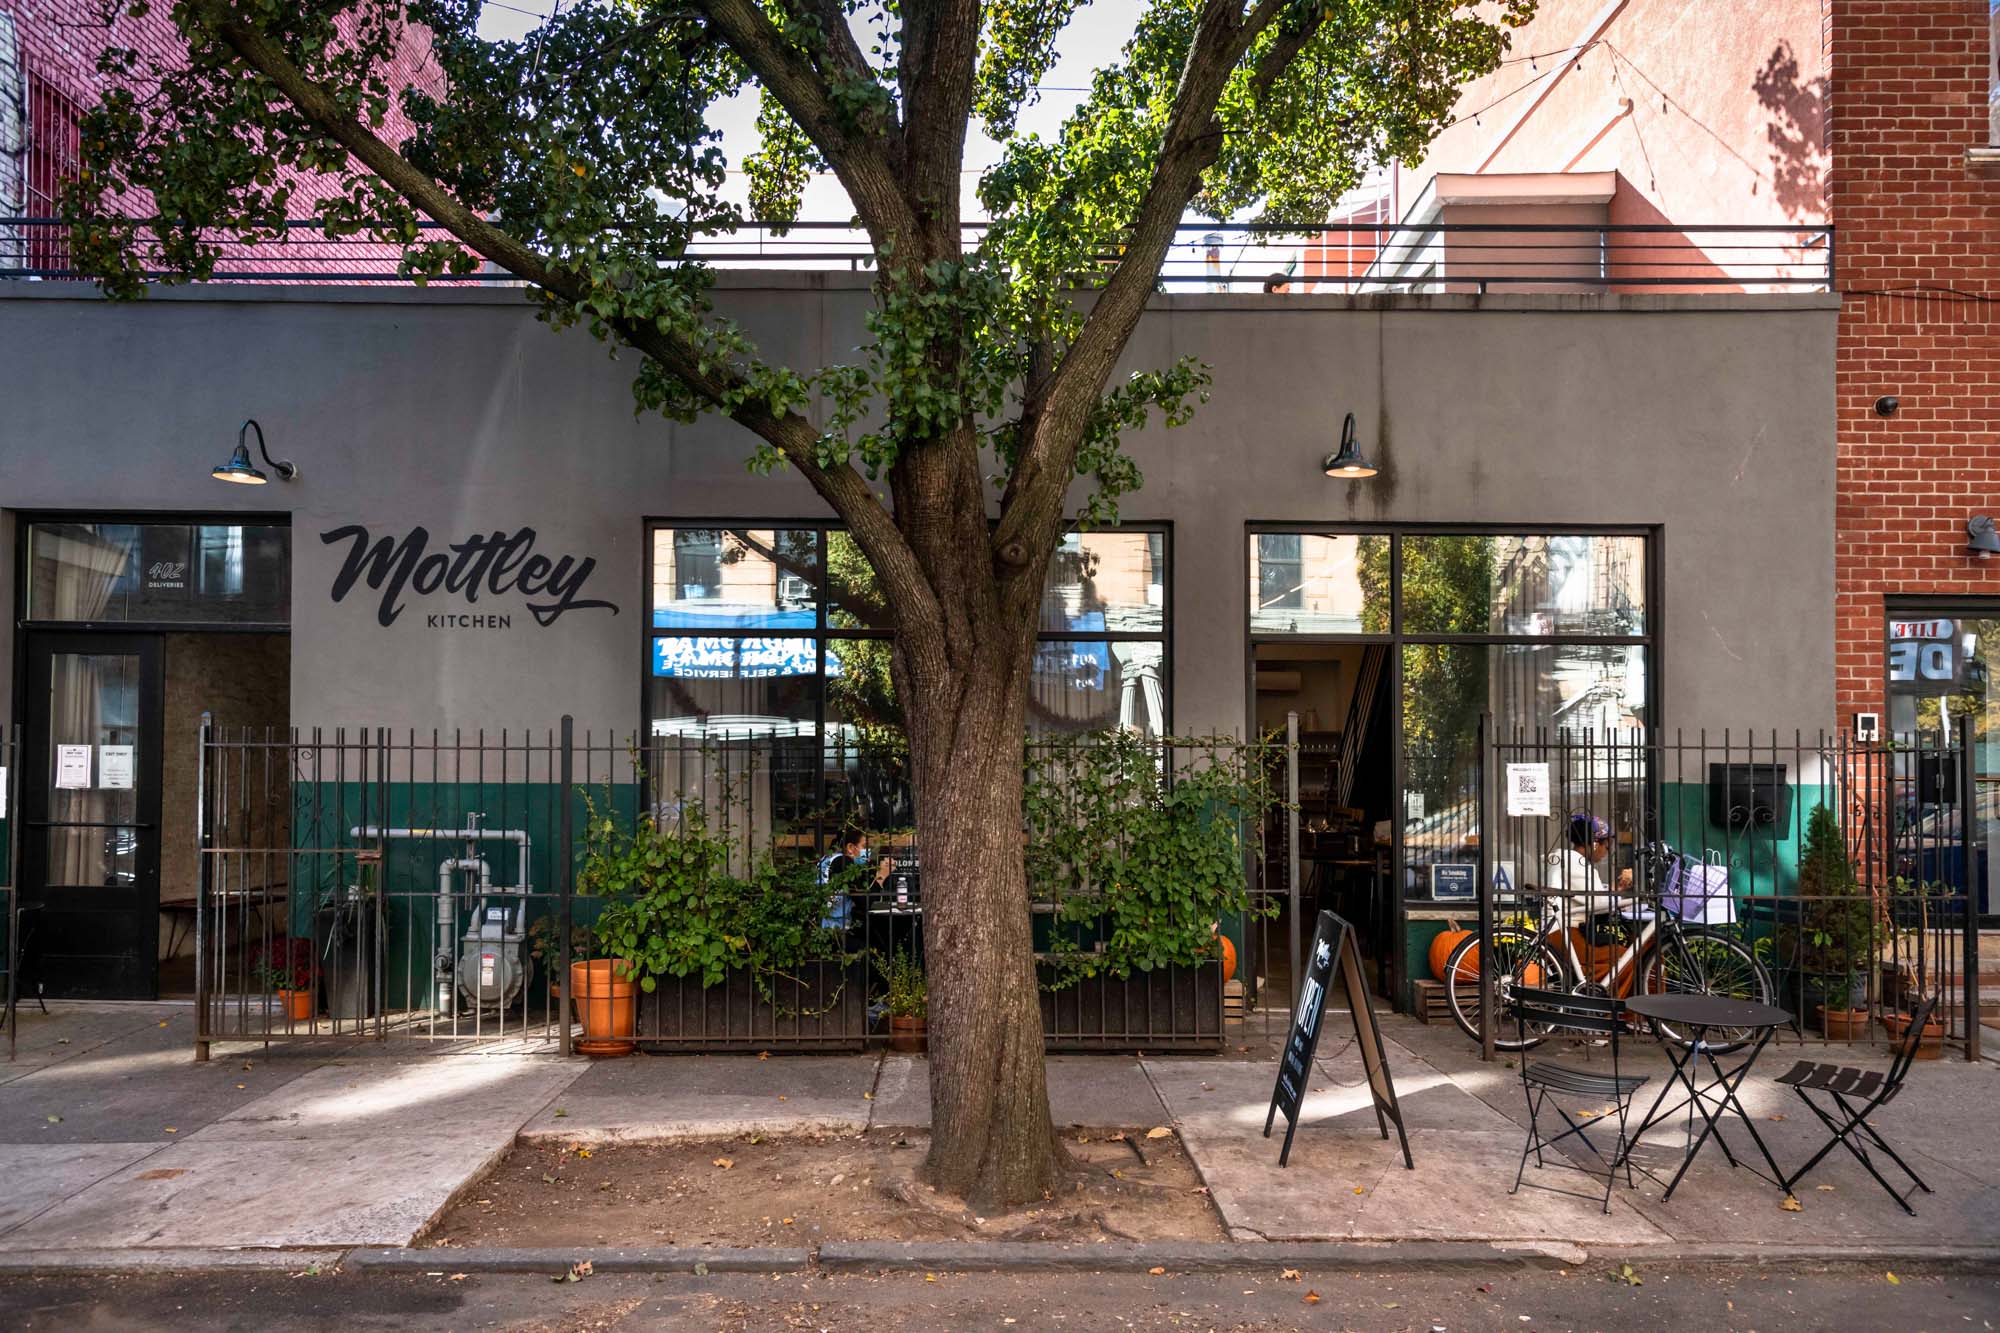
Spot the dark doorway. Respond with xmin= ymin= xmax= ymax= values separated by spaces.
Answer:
xmin=20 ymin=630 xmax=165 ymax=999
xmin=1252 ymin=641 xmax=1396 ymax=994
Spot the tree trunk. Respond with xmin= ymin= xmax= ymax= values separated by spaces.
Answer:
xmin=901 ymin=632 xmax=1072 ymax=1209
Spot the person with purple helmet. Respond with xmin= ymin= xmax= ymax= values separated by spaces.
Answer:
xmin=1540 ymin=811 xmax=1635 ymax=929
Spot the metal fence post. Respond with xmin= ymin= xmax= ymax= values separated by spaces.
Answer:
xmin=1286 ymin=711 xmax=1301 ymax=1021
xmin=1478 ymin=711 xmax=1495 ymax=1063
xmin=4 ymin=722 xmax=18 ymax=1061
xmin=1959 ymin=713 xmax=1980 ymax=1062
xmin=559 ymin=715 xmax=574 ymax=1059
xmin=194 ymin=713 xmax=212 ymax=1062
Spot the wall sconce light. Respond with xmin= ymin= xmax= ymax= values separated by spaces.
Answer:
xmin=1968 ymin=515 xmax=2000 ymax=559
xmin=1321 ymin=412 xmax=1377 ymax=479
xmin=212 ymin=419 xmax=298 ymax=485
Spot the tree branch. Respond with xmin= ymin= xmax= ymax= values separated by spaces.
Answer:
xmin=183 ymin=0 xmax=941 ymax=640
xmin=993 ymin=0 xmax=1306 ymax=570
xmin=897 ymin=0 xmax=983 ymax=241
xmin=690 ymin=0 xmax=917 ymax=245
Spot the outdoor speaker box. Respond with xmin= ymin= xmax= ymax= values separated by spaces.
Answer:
xmin=1707 ymin=762 xmax=1791 ymax=832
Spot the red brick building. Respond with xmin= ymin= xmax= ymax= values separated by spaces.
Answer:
xmin=1830 ymin=0 xmax=2000 ymax=743
xmin=1 ymin=0 xmax=441 ymax=275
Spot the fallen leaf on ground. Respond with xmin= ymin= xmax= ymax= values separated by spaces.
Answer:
xmin=1780 ymin=1195 xmax=1803 ymax=1212
xmin=1303 ymin=1291 xmax=1321 ymax=1305
xmin=158 ymin=1021 xmax=168 ymax=1028
xmin=863 ymin=1092 xmax=873 ymax=1100
xmin=924 ymin=1273 xmax=936 ymax=1283
xmin=541 ymin=1174 xmax=556 ymax=1185
xmin=163 ymin=1127 xmax=177 ymax=1134
xmin=692 ymin=1262 xmax=708 ymax=1276
xmin=448 ymin=1274 xmax=467 ymax=1282
xmin=1614 ymin=1263 xmax=1643 ymax=1287
xmin=1815 ymin=1184 xmax=1835 ymax=1191
xmin=1145 ymin=1127 xmax=1173 ymax=1140
xmin=713 ymin=1158 xmax=735 ymax=1169
xmin=553 ymin=1260 xmax=593 ymax=1284
xmin=1886 ymin=1271 xmax=1900 ymax=1285
xmin=781 ymin=1217 xmax=794 ymax=1225
xmin=44 ymin=1116 xmax=61 ymax=1124
xmin=1281 ymin=1269 xmax=1301 ymax=1281
xmin=1148 ymin=1267 xmax=1167 ymax=1276
xmin=1769 ymin=1113 xmax=1787 ymax=1122
xmin=136 ymin=1169 xmax=187 ymax=1181
xmin=553 ymin=1108 xmax=568 ymax=1118
xmin=1353 ymin=1186 xmax=1366 ymax=1195
xmin=758 ymin=1051 xmax=770 ymax=1059
xmin=576 ymin=1148 xmax=592 ymax=1158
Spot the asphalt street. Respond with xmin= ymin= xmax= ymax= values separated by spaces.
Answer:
xmin=1 ymin=1263 xmax=1995 ymax=1332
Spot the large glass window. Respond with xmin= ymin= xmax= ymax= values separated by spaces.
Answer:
xmin=1399 ymin=534 xmax=1645 ymax=636
xmin=648 ymin=524 xmax=1169 ymax=836
xmin=1247 ymin=532 xmax=1388 ymax=634
xmin=26 ymin=522 xmax=290 ymax=624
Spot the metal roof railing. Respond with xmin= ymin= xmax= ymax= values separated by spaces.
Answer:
xmin=0 ymin=217 xmax=1832 ymax=294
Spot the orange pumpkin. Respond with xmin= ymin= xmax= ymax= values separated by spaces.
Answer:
xmin=1428 ymin=927 xmax=1474 ymax=982
xmin=1216 ymin=933 xmax=1237 ymax=983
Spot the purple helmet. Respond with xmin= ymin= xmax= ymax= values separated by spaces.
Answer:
xmin=1568 ymin=812 xmax=1611 ymax=847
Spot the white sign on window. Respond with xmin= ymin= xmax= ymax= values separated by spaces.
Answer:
xmin=0 ymin=766 xmax=7 ymax=814
xmin=99 ymin=745 xmax=135 ymax=791
xmin=55 ymin=745 xmax=92 ymax=790
xmin=1505 ymin=762 xmax=1551 ymax=817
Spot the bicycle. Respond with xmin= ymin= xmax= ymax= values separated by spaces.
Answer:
xmin=1442 ymin=842 xmax=1774 ymax=1053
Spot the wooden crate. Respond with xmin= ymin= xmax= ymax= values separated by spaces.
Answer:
xmin=1410 ymin=979 xmax=1453 ymax=1025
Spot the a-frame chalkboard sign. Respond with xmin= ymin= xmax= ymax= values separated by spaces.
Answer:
xmin=1262 ymin=910 xmax=1414 ymax=1169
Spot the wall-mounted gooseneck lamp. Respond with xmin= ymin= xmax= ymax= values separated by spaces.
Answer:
xmin=1968 ymin=515 xmax=2000 ymax=560
xmin=1321 ymin=412 xmax=1377 ymax=480
xmin=212 ymin=418 xmax=298 ymax=485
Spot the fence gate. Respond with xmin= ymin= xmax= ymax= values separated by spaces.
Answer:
xmin=1479 ymin=724 xmax=1981 ymax=1060
xmin=195 ymin=722 xmax=572 ymax=1057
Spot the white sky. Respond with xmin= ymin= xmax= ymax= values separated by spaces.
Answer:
xmin=475 ymin=0 xmax=1144 ymax=222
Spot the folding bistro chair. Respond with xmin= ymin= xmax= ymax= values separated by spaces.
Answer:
xmin=1508 ymin=986 xmax=1650 ymax=1214
xmin=1774 ymin=994 xmax=1939 ymax=1215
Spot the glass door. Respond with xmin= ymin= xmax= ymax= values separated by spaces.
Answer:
xmin=20 ymin=632 xmax=164 ymax=999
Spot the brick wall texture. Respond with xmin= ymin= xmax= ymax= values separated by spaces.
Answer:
xmin=4 ymin=0 xmax=441 ymax=273
xmin=1831 ymin=0 xmax=2000 ymax=724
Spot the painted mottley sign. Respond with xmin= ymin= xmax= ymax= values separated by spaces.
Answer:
xmin=322 ymin=525 xmax=619 ymax=629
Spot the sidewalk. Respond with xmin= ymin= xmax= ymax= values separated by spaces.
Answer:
xmin=0 ymin=1001 xmax=1994 ymax=1265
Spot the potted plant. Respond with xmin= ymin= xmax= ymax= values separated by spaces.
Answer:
xmin=1782 ymin=807 xmax=1877 ymax=1037
xmin=878 ymin=946 xmax=927 ymax=1052
xmin=1881 ymin=998 xmax=1946 ymax=1059
xmin=250 ymin=936 xmax=316 ymax=1024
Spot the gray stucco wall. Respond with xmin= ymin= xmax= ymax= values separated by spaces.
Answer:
xmin=0 ymin=280 xmax=1837 ymax=737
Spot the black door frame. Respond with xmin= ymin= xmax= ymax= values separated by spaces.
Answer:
xmin=20 ymin=630 xmax=166 ymax=999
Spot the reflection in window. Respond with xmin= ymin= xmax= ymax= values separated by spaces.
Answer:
xmin=25 ymin=523 xmax=288 ymax=624
xmin=1248 ymin=533 xmax=1386 ymax=634
xmin=1031 ymin=640 xmax=1166 ymax=737
xmin=1991 ymin=0 xmax=1999 ymax=144
xmin=1399 ymin=534 xmax=1645 ymax=636
xmin=1042 ymin=531 xmax=1164 ymax=634
xmin=1887 ymin=614 xmax=1997 ymax=744
xmin=654 ymin=529 xmax=819 ymax=630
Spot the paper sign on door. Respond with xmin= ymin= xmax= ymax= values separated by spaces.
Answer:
xmin=99 ymin=745 xmax=136 ymax=790
xmin=55 ymin=745 xmax=92 ymax=790
xmin=1505 ymin=762 xmax=1550 ymax=817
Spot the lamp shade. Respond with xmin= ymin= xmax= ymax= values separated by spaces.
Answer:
xmin=212 ymin=442 xmax=269 ymax=485
xmin=1321 ymin=412 xmax=1377 ymax=480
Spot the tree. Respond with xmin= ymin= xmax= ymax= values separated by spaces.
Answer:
xmin=71 ymin=0 xmax=1528 ymax=1207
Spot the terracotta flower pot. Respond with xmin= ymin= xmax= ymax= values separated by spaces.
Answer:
xmin=1881 ymin=1010 xmax=1945 ymax=1060
xmin=889 ymin=1015 xmax=927 ymax=1054
xmin=571 ymin=959 xmax=637 ymax=1057
xmin=278 ymin=988 xmax=313 ymax=1023
xmin=1816 ymin=1004 xmax=1871 ymax=1040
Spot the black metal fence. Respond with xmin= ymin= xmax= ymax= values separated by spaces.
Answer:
xmin=194 ymin=719 xmax=1275 ymax=1056
xmin=1 ymin=723 xmax=17 ymax=1057
xmin=1470 ymin=723 xmax=1982 ymax=1060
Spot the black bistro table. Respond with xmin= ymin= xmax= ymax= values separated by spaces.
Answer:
xmin=1619 ymin=993 xmax=1792 ymax=1201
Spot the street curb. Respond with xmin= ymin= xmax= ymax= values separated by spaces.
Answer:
xmin=0 ymin=1248 xmax=346 ymax=1275
xmin=516 ymin=1118 xmax=870 ymax=1147
xmin=814 ymin=1241 xmax=1576 ymax=1273
xmin=1593 ymin=1242 xmax=2000 ymax=1274
xmin=344 ymin=1247 xmax=810 ymax=1275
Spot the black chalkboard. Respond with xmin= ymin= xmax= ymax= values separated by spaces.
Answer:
xmin=1262 ymin=911 xmax=1413 ymax=1169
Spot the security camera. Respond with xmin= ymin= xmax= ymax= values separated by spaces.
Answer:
xmin=1874 ymin=395 xmax=1899 ymax=417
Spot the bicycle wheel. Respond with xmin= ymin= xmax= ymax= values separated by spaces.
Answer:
xmin=1638 ymin=926 xmax=1775 ymax=1053
xmin=1443 ymin=927 xmax=1566 ymax=1052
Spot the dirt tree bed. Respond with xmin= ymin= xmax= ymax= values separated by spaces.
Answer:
xmin=425 ymin=1128 xmax=1225 ymax=1248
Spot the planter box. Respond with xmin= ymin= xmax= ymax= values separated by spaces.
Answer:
xmin=1039 ymin=961 xmax=1224 ymax=1052
xmin=634 ymin=961 xmax=866 ymax=1052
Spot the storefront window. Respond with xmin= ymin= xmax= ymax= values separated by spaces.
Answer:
xmin=26 ymin=522 xmax=289 ymax=624
xmin=1247 ymin=532 xmax=1388 ymax=634
xmin=648 ymin=524 xmax=1169 ymax=834
xmin=1887 ymin=612 xmax=1997 ymax=743
xmin=1399 ymin=534 xmax=1645 ymax=636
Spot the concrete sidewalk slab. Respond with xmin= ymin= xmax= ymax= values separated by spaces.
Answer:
xmin=193 ymin=1056 xmax=583 ymax=1142
xmin=0 ymin=1005 xmax=192 ymax=1086
xmin=0 ymin=1143 xmax=166 ymax=1236
xmin=0 ymin=1128 xmax=520 ymax=1249
xmin=869 ymin=1056 xmax=1168 ymax=1130
xmin=519 ymin=1054 xmax=877 ymax=1144
xmin=0 ymin=1026 xmax=316 ymax=1144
